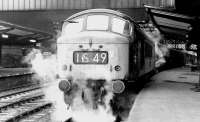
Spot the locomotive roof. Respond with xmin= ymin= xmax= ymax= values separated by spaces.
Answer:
xmin=66 ymin=9 xmax=134 ymax=22
xmin=64 ymin=9 xmax=155 ymax=44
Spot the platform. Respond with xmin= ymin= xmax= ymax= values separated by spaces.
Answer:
xmin=0 ymin=68 xmax=36 ymax=92
xmin=127 ymin=67 xmax=200 ymax=122
xmin=0 ymin=68 xmax=32 ymax=77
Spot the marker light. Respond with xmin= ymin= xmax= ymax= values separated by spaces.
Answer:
xmin=114 ymin=65 xmax=121 ymax=71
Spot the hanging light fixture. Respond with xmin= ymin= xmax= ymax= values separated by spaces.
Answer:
xmin=1 ymin=34 xmax=9 ymax=38
xmin=29 ymin=39 xmax=37 ymax=43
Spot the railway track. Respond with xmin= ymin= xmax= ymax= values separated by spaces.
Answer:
xmin=0 ymin=86 xmax=53 ymax=122
xmin=0 ymin=72 xmax=37 ymax=92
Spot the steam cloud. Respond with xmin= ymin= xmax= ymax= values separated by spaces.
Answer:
xmin=24 ymin=48 xmax=116 ymax=122
xmin=145 ymin=28 xmax=168 ymax=67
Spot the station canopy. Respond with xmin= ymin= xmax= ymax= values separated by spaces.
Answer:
xmin=0 ymin=20 xmax=53 ymax=45
xmin=144 ymin=5 xmax=200 ymax=45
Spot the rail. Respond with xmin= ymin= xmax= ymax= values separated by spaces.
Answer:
xmin=0 ymin=85 xmax=52 ymax=122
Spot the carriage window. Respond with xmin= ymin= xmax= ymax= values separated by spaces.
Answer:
xmin=62 ymin=18 xmax=84 ymax=35
xmin=112 ymin=17 xmax=130 ymax=35
xmin=86 ymin=15 xmax=109 ymax=30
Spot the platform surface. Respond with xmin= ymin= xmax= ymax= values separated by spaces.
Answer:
xmin=127 ymin=67 xmax=200 ymax=122
xmin=0 ymin=68 xmax=32 ymax=77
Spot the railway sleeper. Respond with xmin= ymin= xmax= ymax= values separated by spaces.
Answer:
xmin=0 ymin=94 xmax=44 ymax=112
xmin=5 ymin=102 xmax=52 ymax=122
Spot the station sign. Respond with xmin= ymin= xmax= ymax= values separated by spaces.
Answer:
xmin=166 ymin=44 xmax=197 ymax=51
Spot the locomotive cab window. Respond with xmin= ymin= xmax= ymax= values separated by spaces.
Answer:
xmin=62 ymin=17 xmax=84 ymax=35
xmin=111 ymin=17 xmax=130 ymax=36
xmin=86 ymin=15 xmax=109 ymax=30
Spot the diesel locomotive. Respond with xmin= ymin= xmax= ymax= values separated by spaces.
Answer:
xmin=57 ymin=9 xmax=156 ymax=108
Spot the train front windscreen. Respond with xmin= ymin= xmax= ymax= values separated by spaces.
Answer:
xmin=62 ymin=14 xmax=131 ymax=36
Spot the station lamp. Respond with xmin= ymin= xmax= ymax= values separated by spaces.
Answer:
xmin=1 ymin=34 xmax=9 ymax=38
xmin=29 ymin=39 xmax=37 ymax=43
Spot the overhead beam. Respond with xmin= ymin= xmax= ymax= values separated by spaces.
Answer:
xmin=16 ymin=34 xmax=46 ymax=41
xmin=37 ymin=36 xmax=53 ymax=41
xmin=0 ymin=20 xmax=52 ymax=38
xmin=0 ymin=27 xmax=14 ymax=33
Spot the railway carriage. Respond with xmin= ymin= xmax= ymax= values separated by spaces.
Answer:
xmin=57 ymin=9 xmax=156 ymax=108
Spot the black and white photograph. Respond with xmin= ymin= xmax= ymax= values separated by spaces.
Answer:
xmin=0 ymin=0 xmax=200 ymax=122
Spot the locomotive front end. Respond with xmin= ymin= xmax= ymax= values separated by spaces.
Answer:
xmin=57 ymin=31 xmax=128 ymax=94
xmin=57 ymin=10 xmax=132 ymax=109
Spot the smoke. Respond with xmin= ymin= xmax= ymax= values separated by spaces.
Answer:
xmin=70 ymin=106 xmax=115 ymax=122
xmin=24 ymin=48 xmax=116 ymax=122
xmin=145 ymin=28 xmax=168 ymax=67
xmin=23 ymin=49 xmax=69 ymax=121
xmin=60 ymin=77 xmax=115 ymax=122
xmin=24 ymin=49 xmax=57 ymax=83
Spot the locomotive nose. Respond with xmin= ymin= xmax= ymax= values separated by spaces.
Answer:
xmin=58 ymin=79 xmax=71 ymax=92
xmin=112 ymin=80 xmax=125 ymax=93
